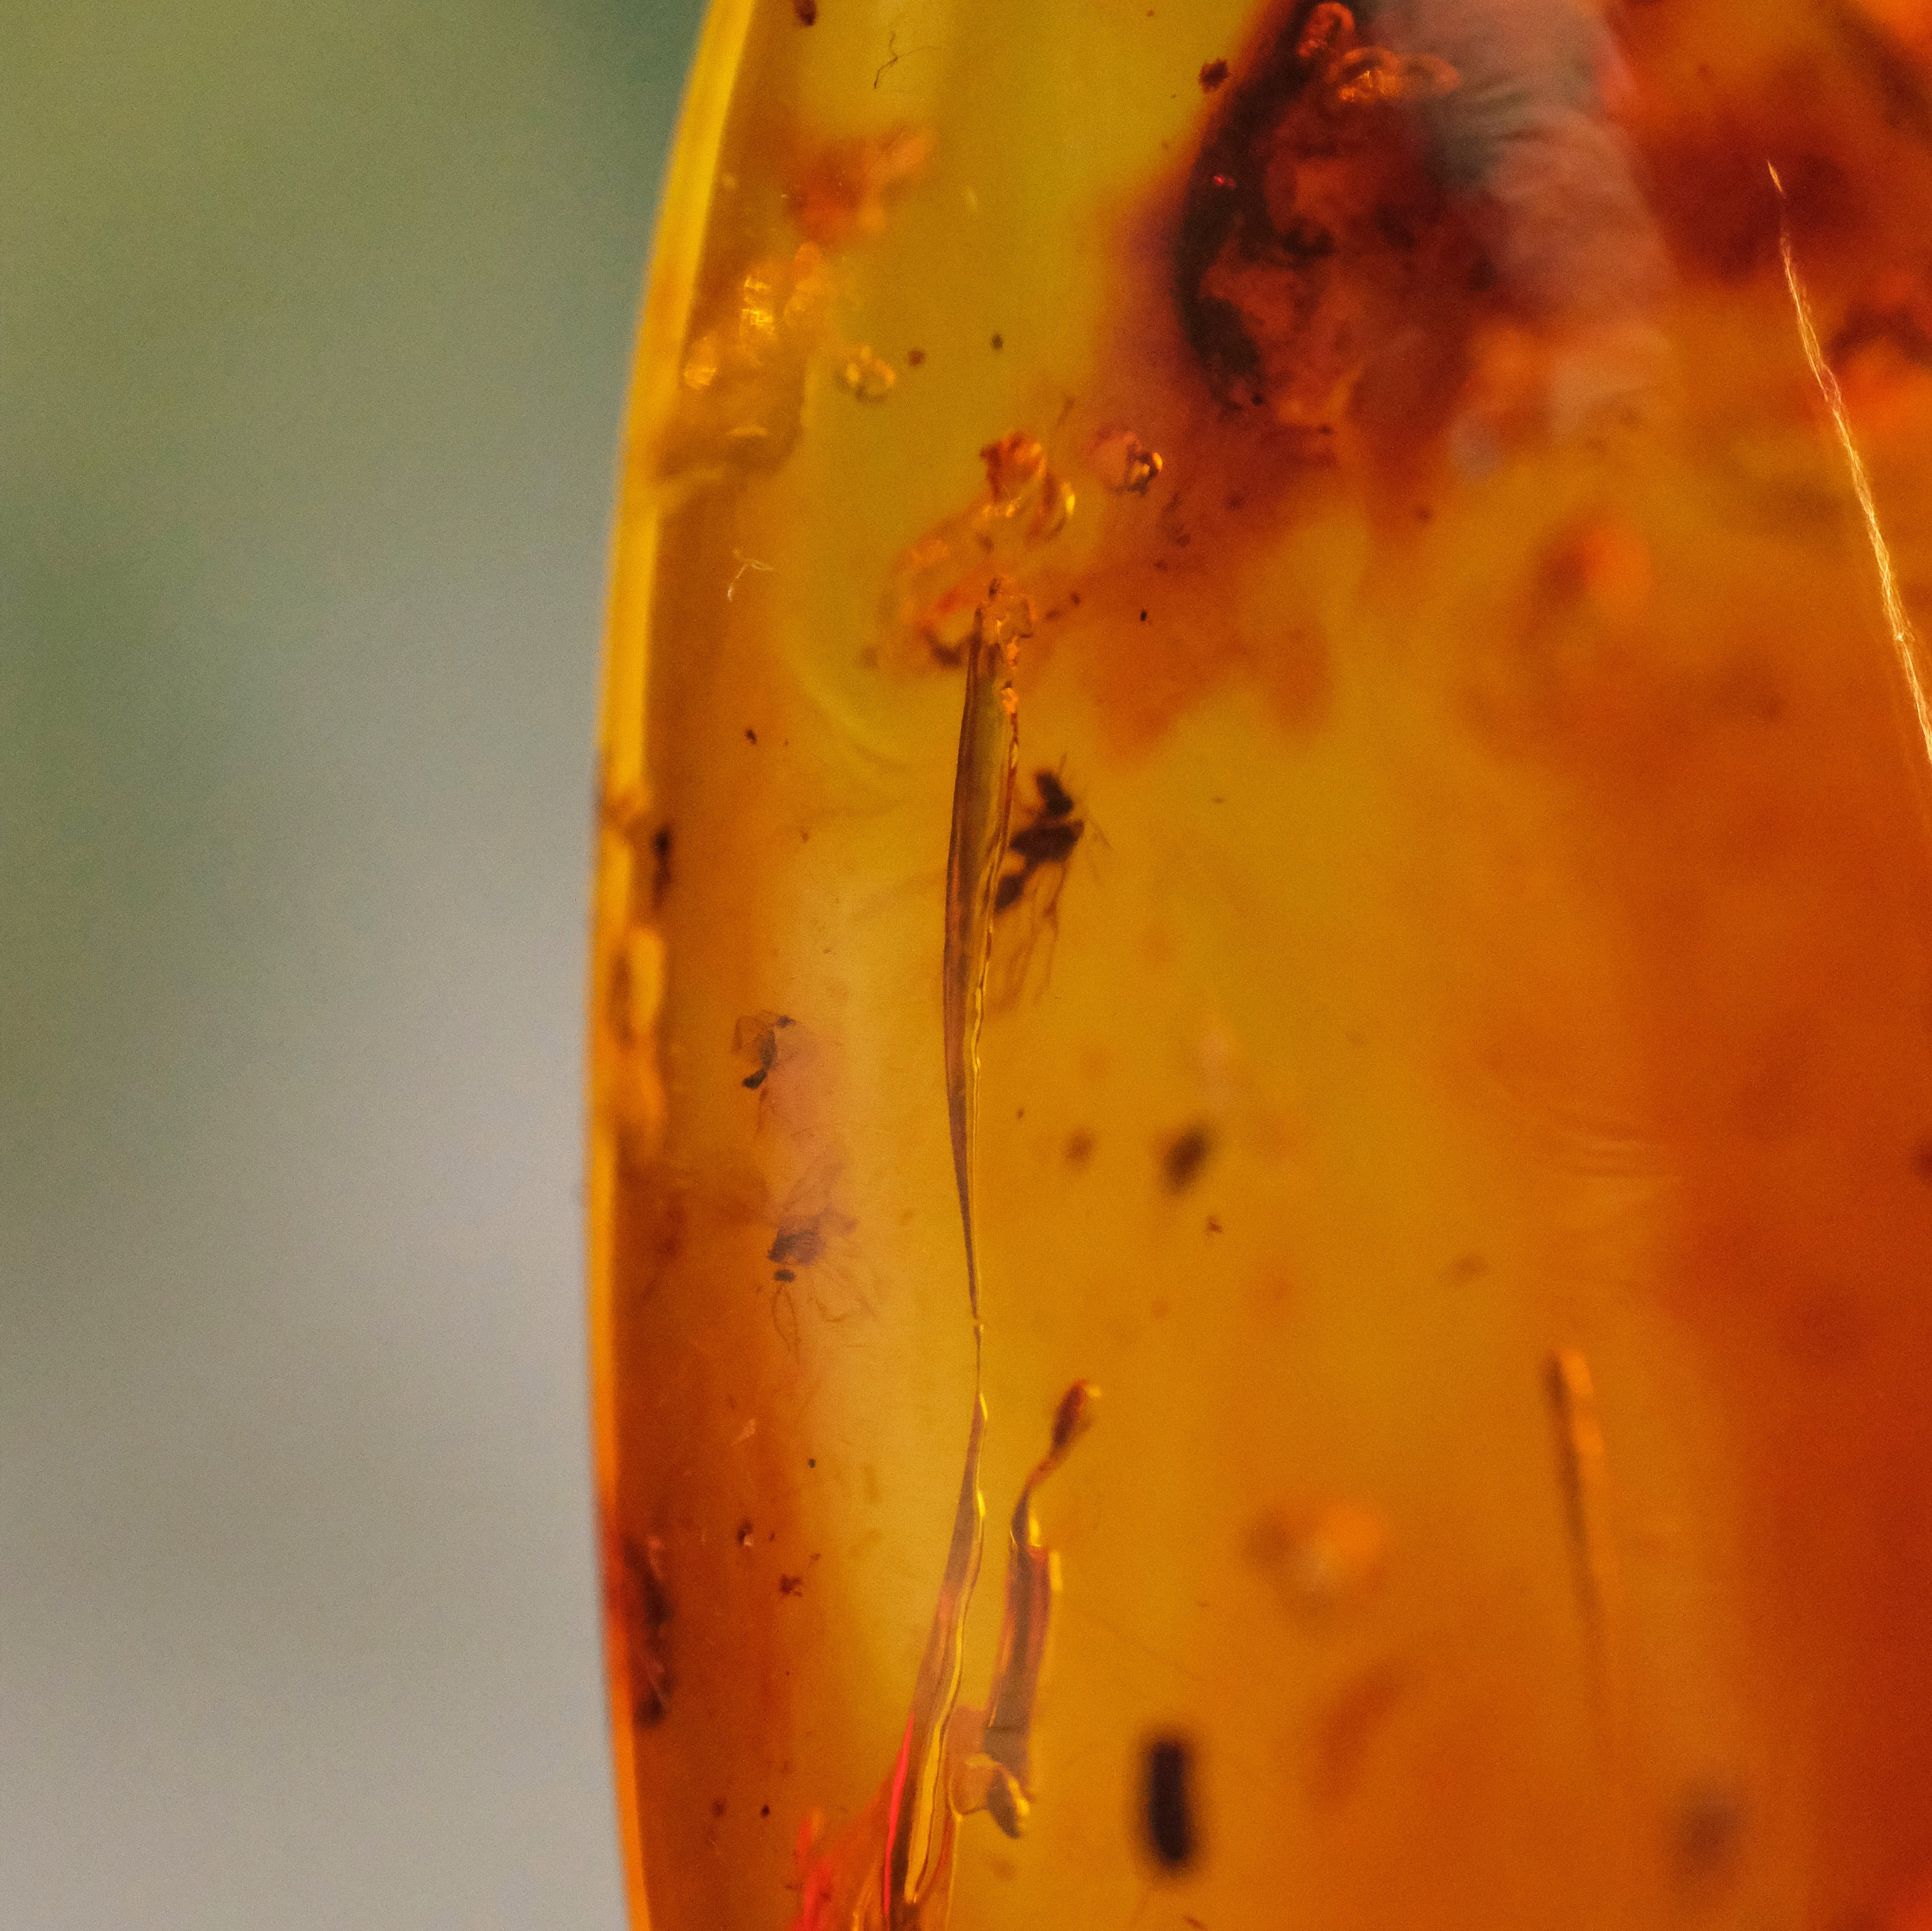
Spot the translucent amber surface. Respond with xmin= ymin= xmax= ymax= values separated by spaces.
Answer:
xmin=589 ymin=4 xmax=1932 ymax=1926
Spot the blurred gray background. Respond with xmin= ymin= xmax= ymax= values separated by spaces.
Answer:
xmin=1 ymin=2 xmax=705 ymax=1923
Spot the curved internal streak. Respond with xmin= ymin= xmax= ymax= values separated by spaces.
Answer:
xmin=1770 ymin=160 xmax=1932 ymax=774
xmin=942 ymin=609 xmax=1024 ymax=1329
xmin=881 ymin=601 xmax=1022 ymax=1922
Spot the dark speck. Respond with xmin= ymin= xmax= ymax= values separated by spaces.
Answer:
xmin=760 ymin=1804 xmax=771 ymax=1818
xmin=773 ymin=1267 xmax=796 ymax=1283
xmin=711 ymin=1796 xmax=728 ymax=1818
xmin=745 ymin=726 xmax=758 ymax=743
xmin=807 ymin=1458 xmax=816 ymax=1468
xmin=735 ymin=1519 xmax=753 ymax=1549
xmin=1065 ymin=1128 xmax=1096 ymax=1168
xmin=991 ymin=333 xmax=1003 ymax=351
xmin=1199 ymin=57 xmax=1228 ymax=90
xmin=779 ymin=1574 xmax=804 ymax=1597
xmin=1143 ymin=1735 xmax=1197 ymax=1870
xmin=792 ymin=0 xmax=816 ymax=20
xmin=649 ymin=825 xmax=674 ymax=910
xmin=1161 ymin=1123 xmax=1214 ymax=1193
xmin=1139 ymin=609 xmax=1149 ymax=621
xmin=908 ymin=347 xmax=926 ymax=366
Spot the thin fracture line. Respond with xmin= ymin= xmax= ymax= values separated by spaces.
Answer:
xmin=1770 ymin=162 xmax=1932 ymax=768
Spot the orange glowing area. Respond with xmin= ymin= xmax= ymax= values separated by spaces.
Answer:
xmin=590 ymin=4 xmax=1932 ymax=1926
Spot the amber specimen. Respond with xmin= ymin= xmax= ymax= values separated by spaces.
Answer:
xmin=591 ymin=2 xmax=1932 ymax=1928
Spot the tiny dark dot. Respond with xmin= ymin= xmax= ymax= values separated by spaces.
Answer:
xmin=649 ymin=825 xmax=674 ymax=908
xmin=774 ymin=1267 xmax=796 ymax=1282
xmin=991 ymin=333 xmax=1004 ymax=351
xmin=808 ymin=1458 xmax=817 ymax=1468
xmin=745 ymin=727 xmax=758 ymax=743
xmin=760 ymin=1804 xmax=770 ymax=1818
xmin=1139 ymin=609 xmax=1149 ymax=621
xmin=711 ymin=1796 xmax=727 ymax=1818
xmin=1143 ymin=1735 xmax=1197 ymax=1870
xmin=908 ymin=347 xmax=926 ymax=366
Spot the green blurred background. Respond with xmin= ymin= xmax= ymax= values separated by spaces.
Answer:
xmin=2 ymin=2 xmax=704 ymax=1922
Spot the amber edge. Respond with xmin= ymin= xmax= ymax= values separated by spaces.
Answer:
xmin=588 ymin=5 xmax=760 ymax=1927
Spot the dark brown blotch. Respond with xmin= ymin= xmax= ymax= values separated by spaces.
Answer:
xmin=650 ymin=825 xmax=674 ymax=911
xmin=1142 ymin=1734 xmax=1198 ymax=1871
xmin=620 ymin=1534 xmax=673 ymax=1726
xmin=768 ymin=1222 xmax=827 ymax=1267
xmin=1161 ymin=1123 xmax=1215 ymax=1193
xmin=1671 ymin=1778 xmax=1746 ymax=1885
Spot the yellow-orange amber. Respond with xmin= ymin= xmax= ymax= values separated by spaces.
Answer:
xmin=590 ymin=3 xmax=1932 ymax=1926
